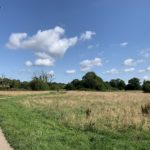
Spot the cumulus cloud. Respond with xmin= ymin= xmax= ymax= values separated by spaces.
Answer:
xmin=80 ymin=31 xmax=95 ymax=40
xmin=143 ymin=76 xmax=149 ymax=81
xmin=120 ymin=42 xmax=128 ymax=47
xmin=105 ymin=68 xmax=119 ymax=75
xmin=7 ymin=27 xmax=96 ymax=67
xmin=25 ymin=60 xmax=33 ymax=67
xmin=147 ymin=66 xmax=150 ymax=71
xmin=80 ymin=57 xmax=102 ymax=72
xmin=34 ymin=58 xmax=55 ymax=66
xmin=35 ymin=52 xmax=50 ymax=59
xmin=140 ymin=48 xmax=150 ymax=58
xmin=123 ymin=58 xmax=143 ymax=66
xmin=6 ymin=26 xmax=79 ymax=67
xmin=65 ymin=70 xmax=76 ymax=74
xmin=138 ymin=69 xmax=146 ymax=73
xmin=124 ymin=67 xmax=135 ymax=72
xmin=6 ymin=33 xmax=28 ymax=49
xmin=124 ymin=59 xmax=134 ymax=66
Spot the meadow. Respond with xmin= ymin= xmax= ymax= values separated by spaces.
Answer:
xmin=0 ymin=91 xmax=150 ymax=150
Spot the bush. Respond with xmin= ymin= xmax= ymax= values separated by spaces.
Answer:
xmin=65 ymin=83 xmax=75 ymax=90
xmin=143 ymin=81 xmax=150 ymax=93
xmin=30 ymin=79 xmax=49 ymax=91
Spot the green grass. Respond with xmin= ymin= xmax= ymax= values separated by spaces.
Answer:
xmin=0 ymin=94 xmax=150 ymax=149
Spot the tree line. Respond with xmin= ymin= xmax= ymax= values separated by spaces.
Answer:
xmin=65 ymin=72 xmax=150 ymax=93
xmin=0 ymin=71 xmax=150 ymax=93
xmin=0 ymin=72 xmax=65 ymax=91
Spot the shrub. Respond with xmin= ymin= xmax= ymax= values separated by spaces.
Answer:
xmin=30 ymin=79 xmax=49 ymax=91
xmin=143 ymin=81 xmax=150 ymax=93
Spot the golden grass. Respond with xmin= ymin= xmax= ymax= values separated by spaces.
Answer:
xmin=19 ymin=91 xmax=150 ymax=131
xmin=0 ymin=91 xmax=49 ymax=97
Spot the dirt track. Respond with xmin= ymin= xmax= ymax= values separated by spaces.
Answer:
xmin=0 ymin=129 xmax=13 ymax=150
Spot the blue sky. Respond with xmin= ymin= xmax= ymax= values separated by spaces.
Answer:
xmin=1 ymin=0 xmax=150 ymax=83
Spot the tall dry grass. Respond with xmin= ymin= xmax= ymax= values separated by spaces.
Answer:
xmin=21 ymin=91 xmax=150 ymax=131
xmin=0 ymin=91 xmax=49 ymax=96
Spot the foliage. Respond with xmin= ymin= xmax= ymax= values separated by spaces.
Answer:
xmin=142 ymin=80 xmax=150 ymax=93
xmin=126 ymin=77 xmax=141 ymax=90
xmin=65 ymin=72 xmax=107 ymax=91
xmin=0 ymin=72 xmax=148 ymax=92
xmin=21 ymin=81 xmax=31 ymax=90
xmin=30 ymin=79 xmax=49 ymax=91
xmin=110 ymin=79 xmax=126 ymax=90
xmin=49 ymin=82 xmax=66 ymax=90
xmin=82 ymin=72 xmax=106 ymax=91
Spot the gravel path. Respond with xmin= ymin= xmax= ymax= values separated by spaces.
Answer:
xmin=0 ymin=129 xmax=13 ymax=150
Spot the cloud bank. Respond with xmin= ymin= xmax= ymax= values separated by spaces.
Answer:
xmin=6 ymin=26 xmax=95 ymax=67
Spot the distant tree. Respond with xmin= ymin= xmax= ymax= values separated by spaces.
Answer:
xmin=110 ymin=79 xmax=126 ymax=90
xmin=0 ymin=75 xmax=10 ymax=89
xmin=126 ymin=77 xmax=141 ymax=90
xmin=49 ymin=82 xmax=65 ymax=90
xmin=71 ymin=79 xmax=83 ymax=89
xmin=142 ymin=80 xmax=150 ymax=93
xmin=104 ymin=81 xmax=113 ymax=91
xmin=65 ymin=83 xmax=75 ymax=90
xmin=30 ymin=79 xmax=49 ymax=91
xmin=82 ymin=72 xmax=106 ymax=91
xmin=33 ymin=71 xmax=55 ymax=83
xmin=21 ymin=81 xmax=31 ymax=90
xmin=10 ymin=79 xmax=21 ymax=89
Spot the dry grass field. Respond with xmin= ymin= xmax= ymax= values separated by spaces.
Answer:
xmin=0 ymin=91 xmax=49 ymax=97
xmin=1 ymin=91 xmax=150 ymax=150
xmin=21 ymin=91 xmax=150 ymax=131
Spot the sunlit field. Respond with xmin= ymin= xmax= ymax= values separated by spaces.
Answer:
xmin=1 ymin=91 xmax=150 ymax=150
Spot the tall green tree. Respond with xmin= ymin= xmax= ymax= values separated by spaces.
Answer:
xmin=126 ymin=77 xmax=141 ymax=90
xmin=142 ymin=80 xmax=150 ymax=93
xmin=110 ymin=79 xmax=126 ymax=90
xmin=82 ymin=72 xmax=106 ymax=91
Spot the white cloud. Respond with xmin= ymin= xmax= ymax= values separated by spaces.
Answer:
xmin=87 ymin=43 xmax=99 ymax=49
xmin=35 ymin=52 xmax=50 ymax=59
xmin=6 ymin=26 xmax=79 ymax=67
xmin=65 ymin=70 xmax=76 ymax=74
xmin=123 ymin=58 xmax=143 ymax=66
xmin=87 ymin=45 xmax=94 ymax=49
xmin=25 ymin=60 xmax=33 ymax=67
xmin=143 ymin=76 xmax=149 ymax=81
xmin=6 ymin=33 xmax=28 ymax=49
xmin=80 ymin=31 xmax=95 ymax=40
xmin=124 ymin=67 xmax=135 ymax=72
xmin=47 ymin=70 xmax=54 ymax=76
xmin=120 ymin=42 xmax=128 ymax=47
xmin=138 ymin=69 xmax=146 ymax=73
xmin=34 ymin=58 xmax=55 ymax=66
xmin=140 ymin=48 xmax=150 ymax=58
xmin=124 ymin=59 xmax=134 ymax=66
xmin=105 ymin=68 xmax=119 ymax=75
xmin=80 ymin=57 xmax=102 ymax=72
xmin=147 ymin=66 xmax=150 ymax=71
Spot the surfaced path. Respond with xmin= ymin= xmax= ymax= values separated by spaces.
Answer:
xmin=0 ymin=129 xmax=13 ymax=150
